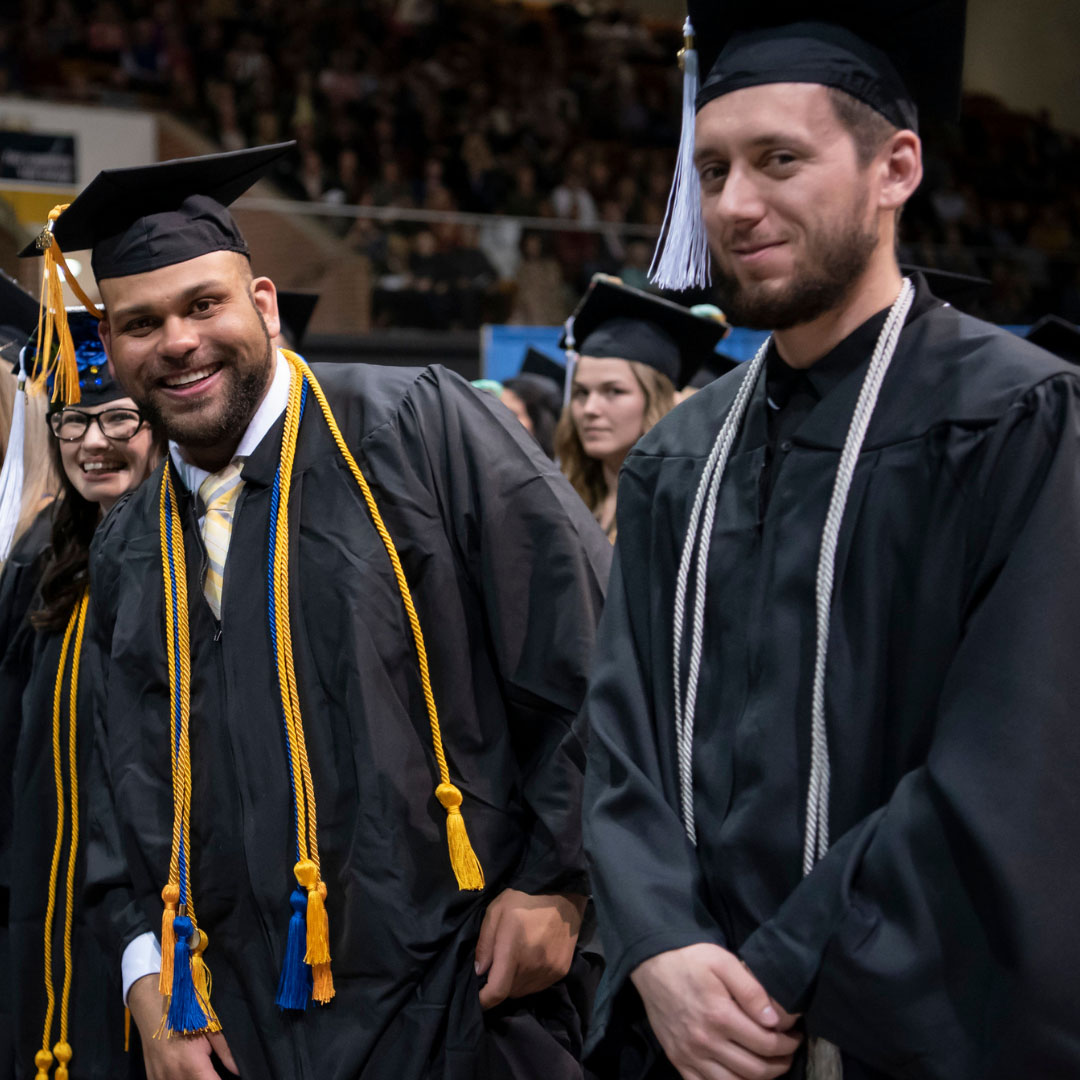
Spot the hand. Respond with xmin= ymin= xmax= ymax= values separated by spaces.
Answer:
xmin=128 ymin=975 xmax=240 ymax=1079
xmin=630 ymin=943 xmax=802 ymax=1080
xmin=475 ymin=888 xmax=586 ymax=1009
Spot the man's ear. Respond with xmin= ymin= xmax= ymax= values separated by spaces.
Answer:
xmin=251 ymin=276 xmax=280 ymax=340
xmin=878 ymin=129 xmax=922 ymax=213
xmin=97 ymin=314 xmax=112 ymax=360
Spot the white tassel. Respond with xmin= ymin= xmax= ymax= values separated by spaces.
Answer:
xmin=807 ymin=1037 xmax=844 ymax=1080
xmin=649 ymin=19 xmax=711 ymax=292
xmin=0 ymin=354 xmax=29 ymax=561
xmin=562 ymin=313 xmax=578 ymax=411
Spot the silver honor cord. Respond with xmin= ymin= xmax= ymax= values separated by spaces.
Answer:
xmin=672 ymin=277 xmax=915 ymax=858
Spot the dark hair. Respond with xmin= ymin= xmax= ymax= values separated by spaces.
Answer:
xmin=503 ymin=375 xmax=561 ymax=459
xmin=826 ymin=87 xmax=898 ymax=168
xmin=31 ymin=433 xmax=100 ymax=632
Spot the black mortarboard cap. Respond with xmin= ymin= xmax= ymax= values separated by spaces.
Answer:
xmin=26 ymin=308 xmax=123 ymax=410
xmin=520 ymin=346 xmax=567 ymax=391
xmin=1026 ymin=315 xmax=1080 ymax=366
xmin=276 ymin=290 xmax=320 ymax=351
xmin=691 ymin=0 xmax=967 ymax=131
xmin=560 ymin=275 xmax=731 ymax=390
xmin=687 ymin=350 xmax=739 ymax=389
xmin=19 ymin=142 xmax=295 ymax=281
xmin=0 ymin=271 xmax=42 ymax=372
xmin=901 ymin=266 xmax=990 ymax=310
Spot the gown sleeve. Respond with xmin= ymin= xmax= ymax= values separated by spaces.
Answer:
xmin=738 ymin=374 xmax=1080 ymax=1078
xmin=394 ymin=367 xmax=612 ymax=897
xmin=582 ymin=460 xmax=727 ymax=1030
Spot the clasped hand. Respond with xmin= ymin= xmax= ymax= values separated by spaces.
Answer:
xmin=631 ymin=943 xmax=803 ymax=1080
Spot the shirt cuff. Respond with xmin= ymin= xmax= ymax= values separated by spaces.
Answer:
xmin=122 ymin=930 xmax=161 ymax=1006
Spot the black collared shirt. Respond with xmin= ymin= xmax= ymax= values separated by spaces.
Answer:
xmin=762 ymin=275 xmax=940 ymax=504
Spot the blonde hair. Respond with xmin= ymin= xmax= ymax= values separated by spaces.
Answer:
xmin=556 ymin=358 xmax=677 ymax=526
xmin=0 ymin=372 xmax=58 ymax=556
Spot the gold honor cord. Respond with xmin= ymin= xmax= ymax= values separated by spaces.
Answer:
xmin=154 ymin=351 xmax=485 ymax=1028
xmin=30 ymin=205 xmax=105 ymax=408
xmin=35 ymin=588 xmax=89 ymax=1080
xmin=281 ymin=351 xmax=485 ymax=892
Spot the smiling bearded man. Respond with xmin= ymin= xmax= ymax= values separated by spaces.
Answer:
xmin=19 ymin=143 xmax=611 ymax=1080
xmin=582 ymin=3 xmax=1080 ymax=1080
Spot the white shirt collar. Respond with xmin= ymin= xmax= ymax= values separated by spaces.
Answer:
xmin=169 ymin=349 xmax=291 ymax=495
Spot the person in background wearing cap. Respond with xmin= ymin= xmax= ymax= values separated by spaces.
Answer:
xmin=556 ymin=276 xmax=732 ymax=542
xmin=0 ymin=310 xmax=160 ymax=1080
xmin=23 ymin=143 xmax=610 ymax=1080
xmin=501 ymin=348 xmax=567 ymax=460
xmin=584 ymin=2 xmax=1080 ymax=1078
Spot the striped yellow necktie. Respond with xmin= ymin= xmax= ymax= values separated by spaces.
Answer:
xmin=198 ymin=461 xmax=244 ymax=619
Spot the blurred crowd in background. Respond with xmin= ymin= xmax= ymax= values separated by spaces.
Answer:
xmin=5 ymin=0 xmax=1080 ymax=329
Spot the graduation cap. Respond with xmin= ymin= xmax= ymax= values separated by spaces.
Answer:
xmin=0 ymin=270 xmax=41 ymax=372
xmin=19 ymin=142 xmax=295 ymax=280
xmin=1026 ymin=315 xmax=1080 ymax=366
xmin=277 ymin=290 xmax=320 ymax=351
xmin=650 ymin=0 xmax=968 ymax=290
xmin=520 ymin=346 xmax=567 ymax=392
xmin=901 ymin=265 xmax=990 ymax=311
xmin=16 ymin=143 xmax=295 ymax=407
xmin=560 ymin=275 xmax=731 ymax=392
xmin=26 ymin=308 xmax=121 ymax=410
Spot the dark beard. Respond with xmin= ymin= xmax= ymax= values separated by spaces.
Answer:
xmin=713 ymin=215 xmax=878 ymax=331
xmin=140 ymin=317 xmax=273 ymax=449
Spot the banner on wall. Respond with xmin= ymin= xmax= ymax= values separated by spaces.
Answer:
xmin=0 ymin=131 xmax=76 ymax=185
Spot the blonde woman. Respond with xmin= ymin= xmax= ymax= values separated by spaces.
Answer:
xmin=556 ymin=277 xmax=731 ymax=540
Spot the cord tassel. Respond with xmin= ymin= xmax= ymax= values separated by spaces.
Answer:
xmin=190 ymin=929 xmax=221 ymax=1032
xmin=158 ymin=884 xmax=178 ymax=997
xmin=165 ymin=916 xmax=210 ymax=1036
xmin=295 ymin=861 xmax=335 ymax=1003
xmin=649 ymin=18 xmax=711 ymax=290
xmin=33 ymin=1049 xmax=52 ymax=1080
xmin=275 ymin=888 xmax=312 ymax=1011
xmin=437 ymin=783 xmax=485 ymax=890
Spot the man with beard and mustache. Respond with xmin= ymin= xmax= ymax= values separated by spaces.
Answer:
xmin=19 ymin=143 xmax=611 ymax=1080
xmin=583 ymin=3 xmax=1080 ymax=1079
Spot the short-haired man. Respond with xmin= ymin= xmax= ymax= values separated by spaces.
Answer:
xmin=24 ymin=143 xmax=611 ymax=1080
xmin=584 ymin=4 xmax=1080 ymax=1078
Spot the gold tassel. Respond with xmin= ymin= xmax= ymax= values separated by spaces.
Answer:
xmin=294 ymin=859 xmax=335 ymax=1002
xmin=311 ymin=962 xmax=335 ymax=1004
xmin=124 ymin=1008 xmax=130 ymax=1054
xmin=33 ymin=1049 xmax=52 ymax=1080
xmin=31 ymin=209 xmax=80 ymax=405
xmin=190 ymin=928 xmax=221 ymax=1033
xmin=436 ymin=783 xmax=485 ymax=890
xmin=52 ymin=1041 xmax=71 ymax=1080
xmin=158 ymin=884 xmax=179 ymax=997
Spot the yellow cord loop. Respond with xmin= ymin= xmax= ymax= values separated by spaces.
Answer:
xmin=29 ymin=205 xmax=104 ymax=407
xmin=282 ymin=351 xmax=484 ymax=890
xmin=36 ymin=589 xmax=89 ymax=1080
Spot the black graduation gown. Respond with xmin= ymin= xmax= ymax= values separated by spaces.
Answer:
xmin=87 ymin=363 xmax=611 ymax=1080
xmin=0 ymin=517 xmax=140 ymax=1080
xmin=583 ymin=295 xmax=1080 ymax=1079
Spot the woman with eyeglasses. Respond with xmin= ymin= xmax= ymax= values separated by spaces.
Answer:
xmin=0 ymin=310 xmax=157 ymax=1080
